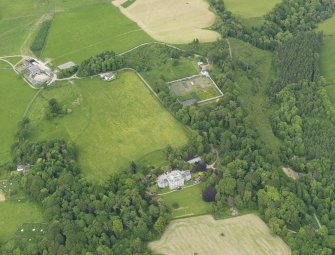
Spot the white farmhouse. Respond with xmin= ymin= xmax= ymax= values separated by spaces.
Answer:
xmin=157 ymin=170 xmax=191 ymax=190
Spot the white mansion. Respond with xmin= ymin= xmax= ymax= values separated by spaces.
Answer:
xmin=157 ymin=170 xmax=192 ymax=190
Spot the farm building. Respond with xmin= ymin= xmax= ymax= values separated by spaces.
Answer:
xmin=57 ymin=61 xmax=77 ymax=71
xmin=157 ymin=170 xmax=191 ymax=189
xmin=100 ymin=72 xmax=116 ymax=81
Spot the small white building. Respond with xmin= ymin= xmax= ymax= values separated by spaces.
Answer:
xmin=187 ymin=156 xmax=202 ymax=164
xmin=157 ymin=170 xmax=192 ymax=190
xmin=16 ymin=165 xmax=25 ymax=172
xmin=201 ymin=70 xmax=210 ymax=77
xmin=57 ymin=61 xmax=77 ymax=71
xmin=197 ymin=61 xmax=204 ymax=68
xmin=99 ymin=72 xmax=116 ymax=81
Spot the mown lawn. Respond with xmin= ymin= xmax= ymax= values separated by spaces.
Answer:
xmin=0 ymin=63 xmax=35 ymax=167
xmin=224 ymin=0 xmax=281 ymax=18
xmin=41 ymin=3 xmax=153 ymax=66
xmin=27 ymin=71 xmax=189 ymax=181
xmin=0 ymin=201 xmax=44 ymax=244
xmin=160 ymin=183 xmax=212 ymax=219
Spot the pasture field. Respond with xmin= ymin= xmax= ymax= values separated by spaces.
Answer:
xmin=0 ymin=0 xmax=50 ymax=56
xmin=27 ymin=71 xmax=189 ymax=181
xmin=0 ymin=63 xmax=35 ymax=167
xmin=149 ymin=214 xmax=291 ymax=255
xmin=112 ymin=0 xmax=220 ymax=44
xmin=0 ymin=201 xmax=44 ymax=244
xmin=160 ymin=183 xmax=212 ymax=219
xmin=41 ymin=3 xmax=152 ymax=66
xmin=224 ymin=0 xmax=281 ymax=18
xmin=229 ymin=38 xmax=281 ymax=156
xmin=317 ymin=15 xmax=335 ymax=82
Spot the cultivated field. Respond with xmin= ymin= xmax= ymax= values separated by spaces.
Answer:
xmin=41 ymin=3 xmax=152 ymax=66
xmin=0 ymin=201 xmax=44 ymax=244
xmin=27 ymin=71 xmax=189 ymax=181
xmin=0 ymin=62 xmax=35 ymax=166
xmin=112 ymin=0 xmax=220 ymax=44
xmin=160 ymin=183 xmax=212 ymax=219
xmin=149 ymin=214 xmax=291 ymax=255
xmin=224 ymin=0 xmax=281 ymax=18
xmin=317 ymin=15 xmax=335 ymax=82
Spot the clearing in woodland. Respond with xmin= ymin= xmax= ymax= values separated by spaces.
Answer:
xmin=149 ymin=214 xmax=291 ymax=255
xmin=0 ymin=201 xmax=44 ymax=244
xmin=112 ymin=0 xmax=220 ymax=44
xmin=27 ymin=71 xmax=189 ymax=181
xmin=224 ymin=0 xmax=281 ymax=18
xmin=317 ymin=15 xmax=335 ymax=83
xmin=41 ymin=3 xmax=152 ymax=66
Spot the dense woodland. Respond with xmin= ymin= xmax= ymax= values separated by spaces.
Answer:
xmin=30 ymin=20 xmax=52 ymax=56
xmin=210 ymin=0 xmax=335 ymax=49
xmin=3 ymin=1 xmax=335 ymax=254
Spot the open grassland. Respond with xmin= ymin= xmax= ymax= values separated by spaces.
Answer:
xmin=0 ymin=63 xmax=35 ymax=166
xmin=112 ymin=0 xmax=220 ymax=44
xmin=229 ymin=38 xmax=281 ymax=156
xmin=224 ymin=0 xmax=281 ymax=18
xmin=149 ymin=214 xmax=291 ymax=255
xmin=27 ymin=71 xmax=189 ymax=181
xmin=41 ymin=3 xmax=152 ymax=66
xmin=160 ymin=183 xmax=212 ymax=218
xmin=0 ymin=201 xmax=44 ymax=244
xmin=317 ymin=15 xmax=335 ymax=82
xmin=0 ymin=0 xmax=49 ymax=56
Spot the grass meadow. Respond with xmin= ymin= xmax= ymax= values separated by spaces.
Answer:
xmin=0 ymin=201 xmax=44 ymax=244
xmin=149 ymin=214 xmax=291 ymax=255
xmin=160 ymin=183 xmax=212 ymax=219
xmin=0 ymin=0 xmax=50 ymax=56
xmin=0 ymin=62 xmax=35 ymax=167
xmin=41 ymin=3 xmax=152 ymax=66
xmin=228 ymin=38 xmax=282 ymax=156
xmin=224 ymin=0 xmax=281 ymax=18
xmin=27 ymin=71 xmax=189 ymax=181
xmin=317 ymin=15 xmax=335 ymax=83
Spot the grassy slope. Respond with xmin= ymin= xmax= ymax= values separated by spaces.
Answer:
xmin=0 ymin=0 xmax=49 ymax=56
xmin=160 ymin=183 xmax=212 ymax=219
xmin=0 ymin=201 xmax=44 ymax=244
xmin=0 ymin=62 xmax=35 ymax=166
xmin=224 ymin=0 xmax=281 ymax=18
xmin=229 ymin=38 xmax=281 ymax=155
xmin=41 ymin=3 xmax=152 ymax=66
xmin=317 ymin=15 xmax=335 ymax=83
xmin=27 ymin=72 xmax=189 ymax=181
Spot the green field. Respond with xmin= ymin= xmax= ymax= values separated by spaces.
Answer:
xmin=0 ymin=201 xmax=44 ymax=244
xmin=41 ymin=3 xmax=152 ymax=66
xmin=0 ymin=0 xmax=51 ymax=56
xmin=317 ymin=15 xmax=335 ymax=82
xmin=141 ymin=58 xmax=199 ymax=88
xmin=149 ymin=214 xmax=291 ymax=255
xmin=0 ymin=62 xmax=35 ymax=167
xmin=224 ymin=0 xmax=281 ymax=18
xmin=229 ymin=38 xmax=281 ymax=156
xmin=27 ymin=71 xmax=189 ymax=181
xmin=160 ymin=183 xmax=212 ymax=219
